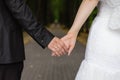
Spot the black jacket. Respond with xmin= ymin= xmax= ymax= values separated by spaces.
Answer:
xmin=0 ymin=0 xmax=54 ymax=64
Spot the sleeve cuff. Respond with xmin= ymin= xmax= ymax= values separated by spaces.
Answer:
xmin=33 ymin=28 xmax=55 ymax=49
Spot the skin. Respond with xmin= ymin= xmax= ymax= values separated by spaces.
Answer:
xmin=52 ymin=0 xmax=99 ymax=56
xmin=48 ymin=37 xmax=68 ymax=57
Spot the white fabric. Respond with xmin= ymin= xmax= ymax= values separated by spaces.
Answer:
xmin=99 ymin=0 xmax=120 ymax=30
xmin=108 ymin=6 xmax=120 ymax=30
xmin=75 ymin=0 xmax=120 ymax=80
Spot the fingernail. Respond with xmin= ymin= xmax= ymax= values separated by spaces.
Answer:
xmin=68 ymin=53 xmax=70 ymax=56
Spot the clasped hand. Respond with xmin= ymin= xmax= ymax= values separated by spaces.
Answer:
xmin=48 ymin=33 xmax=77 ymax=57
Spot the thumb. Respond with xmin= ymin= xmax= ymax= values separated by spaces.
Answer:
xmin=68 ymin=45 xmax=74 ymax=56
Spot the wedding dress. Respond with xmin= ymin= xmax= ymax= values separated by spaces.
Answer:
xmin=75 ymin=0 xmax=120 ymax=80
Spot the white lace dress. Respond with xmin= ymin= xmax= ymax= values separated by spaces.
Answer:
xmin=75 ymin=0 xmax=120 ymax=80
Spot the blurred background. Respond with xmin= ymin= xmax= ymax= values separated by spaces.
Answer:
xmin=25 ymin=0 xmax=97 ymax=34
xmin=22 ymin=0 xmax=98 ymax=80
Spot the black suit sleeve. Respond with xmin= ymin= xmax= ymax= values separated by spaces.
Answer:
xmin=4 ymin=0 xmax=54 ymax=48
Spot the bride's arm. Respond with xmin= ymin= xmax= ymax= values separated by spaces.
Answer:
xmin=68 ymin=0 xmax=99 ymax=36
xmin=60 ymin=0 xmax=99 ymax=55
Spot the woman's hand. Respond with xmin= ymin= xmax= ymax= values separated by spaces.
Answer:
xmin=61 ymin=33 xmax=77 ymax=56
xmin=51 ymin=33 xmax=77 ymax=56
xmin=48 ymin=37 xmax=68 ymax=57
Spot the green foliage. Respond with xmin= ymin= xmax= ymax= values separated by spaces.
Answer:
xmin=87 ymin=8 xmax=98 ymax=28
xmin=50 ymin=0 xmax=64 ymax=23
xmin=25 ymin=0 xmax=98 ymax=29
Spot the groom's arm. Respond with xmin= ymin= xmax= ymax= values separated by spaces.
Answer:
xmin=4 ymin=0 xmax=54 ymax=48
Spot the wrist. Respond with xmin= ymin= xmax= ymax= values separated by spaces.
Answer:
xmin=67 ymin=32 xmax=78 ymax=38
xmin=68 ymin=31 xmax=78 ymax=37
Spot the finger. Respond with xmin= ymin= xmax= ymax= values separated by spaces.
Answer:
xmin=54 ymin=51 xmax=61 ymax=57
xmin=61 ymin=38 xmax=69 ymax=52
xmin=56 ymin=43 xmax=66 ymax=55
xmin=53 ymin=45 xmax=63 ymax=56
xmin=54 ymin=37 xmax=67 ymax=56
xmin=51 ymin=52 xmax=55 ymax=56
xmin=68 ymin=45 xmax=74 ymax=56
xmin=59 ymin=40 xmax=68 ymax=53
xmin=63 ymin=42 xmax=69 ymax=52
xmin=51 ymin=46 xmax=61 ymax=57
xmin=53 ymin=51 xmax=60 ymax=57
xmin=48 ymin=38 xmax=62 ymax=56
xmin=55 ymin=39 xmax=66 ymax=55
xmin=52 ymin=52 xmax=57 ymax=56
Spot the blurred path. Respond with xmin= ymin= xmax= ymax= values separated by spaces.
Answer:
xmin=22 ymin=26 xmax=86 ymax=80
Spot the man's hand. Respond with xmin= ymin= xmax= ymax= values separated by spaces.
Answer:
xmin=48 ymin=37 xmax=68 ymax=57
